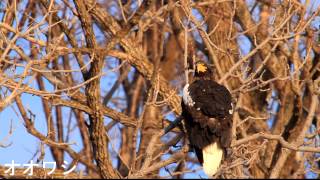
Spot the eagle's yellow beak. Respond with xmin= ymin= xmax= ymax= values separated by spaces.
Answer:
xmin=196 ymin=63 xmax=207 ymax=73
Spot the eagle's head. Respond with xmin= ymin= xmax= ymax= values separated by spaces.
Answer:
xmin=194 ymin=61 xmax=212 ymax=79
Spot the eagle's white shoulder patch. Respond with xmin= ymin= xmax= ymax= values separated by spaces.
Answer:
xmin=229 ymin=103 xmax=234 ymax=114
xmin=182 ymin=84 xmax=195 ymax=107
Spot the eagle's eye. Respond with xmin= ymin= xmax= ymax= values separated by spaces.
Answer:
xmin=196 ymin=63 xmax=207 ymax=73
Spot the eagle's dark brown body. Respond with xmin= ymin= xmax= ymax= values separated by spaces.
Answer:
xmin=181 ymin=62 xmax=233 ymax=176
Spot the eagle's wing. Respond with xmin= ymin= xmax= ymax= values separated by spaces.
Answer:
xmin=186 ymin=79 xmax=233 ymax=149
xmin=189 ymin=80 xmax=233 ymax=119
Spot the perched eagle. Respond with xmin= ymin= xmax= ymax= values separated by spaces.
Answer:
xmin=181 ymin=61 xmax=233 ymax=177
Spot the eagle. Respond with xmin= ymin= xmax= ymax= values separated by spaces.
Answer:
xmin=181 ymin=61 xmax=233 ymax=177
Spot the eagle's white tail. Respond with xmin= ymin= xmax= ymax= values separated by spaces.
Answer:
xmin=202 ymin=142 xmax=223 ymax=177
